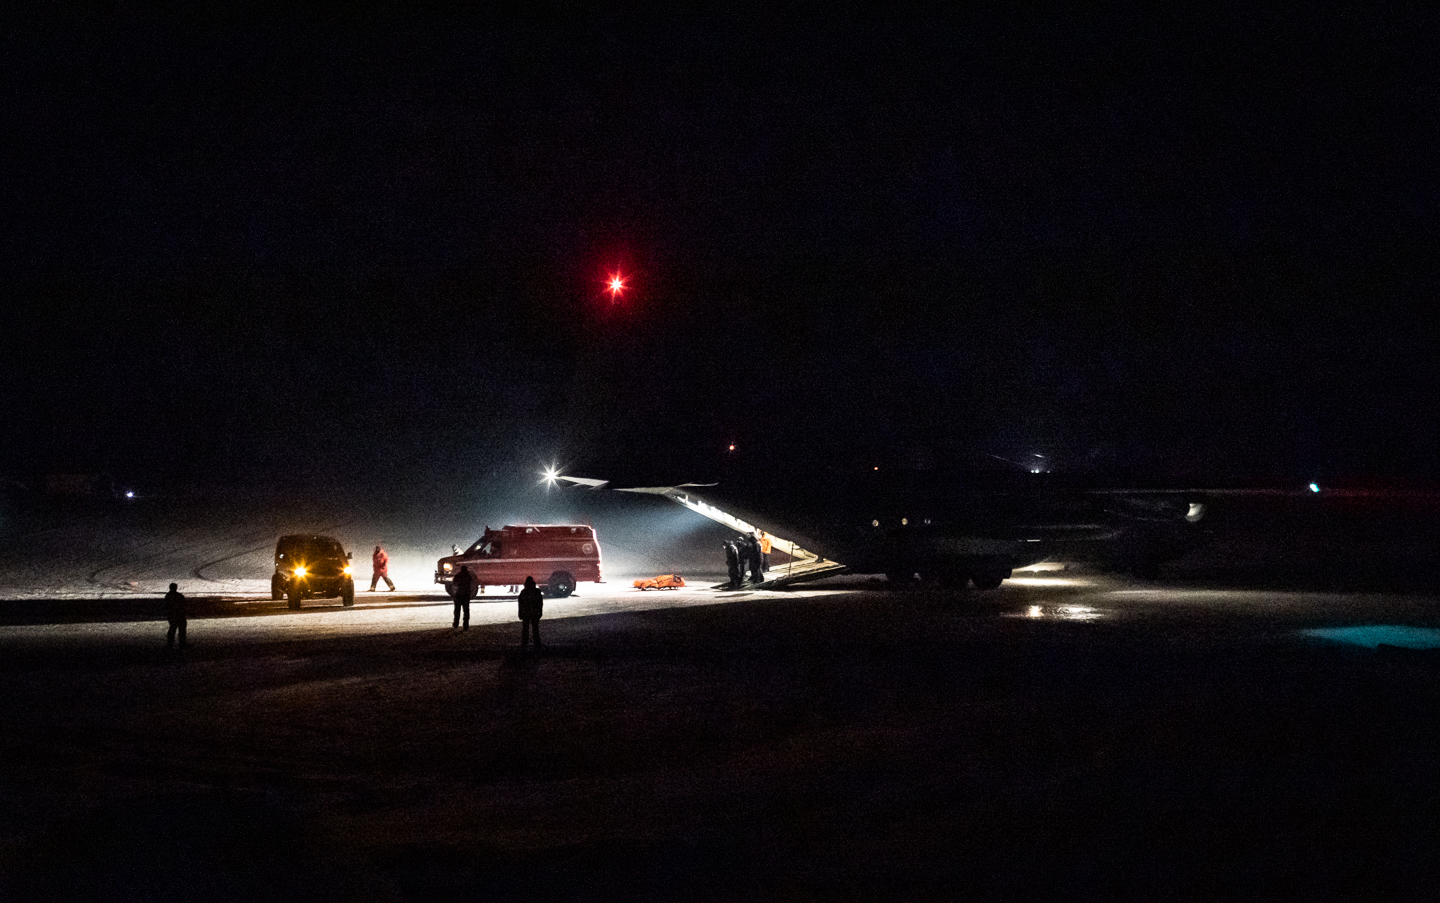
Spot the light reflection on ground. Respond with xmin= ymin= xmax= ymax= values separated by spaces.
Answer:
xmin=1006 ymin=603 xmax=1106 ymax=621
xmin=1005 ymin=576 xmax=1093 ymax=588
xmin=1106 ymin=589 xmax=1275 ymax=600
xmin=1302 ymin=625 xmax=1440 ymax=650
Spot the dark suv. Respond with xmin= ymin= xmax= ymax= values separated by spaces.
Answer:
xmin=272 ymin=534 xmax=355 ymax=609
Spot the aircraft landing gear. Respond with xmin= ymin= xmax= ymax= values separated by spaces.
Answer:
xmin=971 ymin=572 xmax=1007 ymax=590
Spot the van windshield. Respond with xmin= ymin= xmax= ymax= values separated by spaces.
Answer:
xmin=465 ymin=540 xmax=501 ymax=558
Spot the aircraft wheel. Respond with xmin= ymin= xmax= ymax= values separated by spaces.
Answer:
xmin=972 ymin=572 xmax=1005 ymax=590
xmin=548 ymin=571 xmax=576 ymax=598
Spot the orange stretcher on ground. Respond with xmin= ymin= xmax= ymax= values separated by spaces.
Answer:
xmin=633 ymin=574 xmax=686 ymax=590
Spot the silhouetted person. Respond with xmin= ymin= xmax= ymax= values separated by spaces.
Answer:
xmin=370 ymin=544 xmax=396 ymax=592
xmin=724 ymin=540 xmax=742 ymax=589
xmin=452 ymin=566 xmax=475 ymax=630
xmin=743 ymin=534 xmax=764 ymax=584
xmin=518 ymin=575 xmax=544 ymax=649
xmin=164 ymin=582 xmax=188 ymax=648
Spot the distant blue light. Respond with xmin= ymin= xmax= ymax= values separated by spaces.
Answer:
xmin=1304 ymin=625 xmax=1440 ymax=650
xmin=1309 ymin=483 xmax=1320 ymax=493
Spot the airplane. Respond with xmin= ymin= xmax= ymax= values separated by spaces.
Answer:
xmin=547 ymin=456 xmax=1229 ymax=590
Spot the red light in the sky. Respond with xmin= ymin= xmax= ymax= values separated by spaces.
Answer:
xmin=607 ymin=272 xmax=627 ymax=300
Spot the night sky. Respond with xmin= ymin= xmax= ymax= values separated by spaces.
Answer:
xmin=4 ymin=5 xmax=1437 ymax=490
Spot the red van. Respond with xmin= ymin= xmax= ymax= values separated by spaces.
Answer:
xmin=435 ymin=524 xmax=602 ymax=598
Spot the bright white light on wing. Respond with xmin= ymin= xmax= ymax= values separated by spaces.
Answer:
xmin=540 ymin=464 xmax=560 ymax=487
xmin=1310 ymin=482 xmax=1321 ymax=493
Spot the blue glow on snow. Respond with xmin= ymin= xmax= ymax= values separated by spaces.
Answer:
xmin=1304 ymin=625 xmax=1440 ymax=650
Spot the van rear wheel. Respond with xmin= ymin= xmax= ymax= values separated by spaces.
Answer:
xmin=548 ymin=571 xmax=576 ymax=598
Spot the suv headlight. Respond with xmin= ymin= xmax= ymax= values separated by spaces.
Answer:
xmin=443 ymin=563 xmax=453 ymax=573
xmin=342 ymin=565 xmax=353 ymax=575
xmin=294 ymin=566 xmax=307 ymax=578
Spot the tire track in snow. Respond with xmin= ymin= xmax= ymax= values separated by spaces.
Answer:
xmin=192 ymin=520 xmax=354 ymax=584
xmin=88 ymin=512 xmax=356 ymax=592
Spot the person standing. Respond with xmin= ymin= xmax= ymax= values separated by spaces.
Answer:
xmin=757 ymin=530 xmax=772 ymax=572
xmin=724 ymin=540 xmax=742 ymax=589
xmin=452 ymin=566 xmax=475 ymax=630
xmin=164 ymin=582 xmax=188 ymax=648
xmin=370 ymin=544 xmax=396 ymax=592
xmin=743 ymin=533 xmax=764 ymax=584
xmin=518 ymin=575 xmax=544 ymax=650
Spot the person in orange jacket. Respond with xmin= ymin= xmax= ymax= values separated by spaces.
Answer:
xmin=370 ymin=544 xmax=396 ymax=592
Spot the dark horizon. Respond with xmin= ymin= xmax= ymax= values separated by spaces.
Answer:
xmin=5 ymin=6 xmax=1437 ymax=488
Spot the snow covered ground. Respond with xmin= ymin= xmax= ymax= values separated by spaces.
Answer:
xmin=0 ymin=483 xmax=737 ymax=600
xmin=5 ymin=483 xmax=1440 ymax=901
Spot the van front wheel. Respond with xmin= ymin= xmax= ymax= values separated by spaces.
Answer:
xmin=548 ymin=571 xmax=576 ymax=598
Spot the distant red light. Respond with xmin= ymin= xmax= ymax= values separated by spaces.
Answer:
xmin=607 ymin=271 xmax=627 ymax=300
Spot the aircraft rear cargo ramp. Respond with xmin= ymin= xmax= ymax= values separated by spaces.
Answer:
xmin=623 ymin=486 xmax=847 ymax=589
xmin=557 ymin=476 xmax=847 ymax=589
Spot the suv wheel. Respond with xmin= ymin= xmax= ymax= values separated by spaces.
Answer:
xmin=271 ymin=575 xmax=283 ymax=601
xmin=548 ymin=570 xmax=576 ymax=598
xmin=287 ymin=586 xmax=304 ymax=610
xmin=341 ymin=580 xmax=355 ymax=607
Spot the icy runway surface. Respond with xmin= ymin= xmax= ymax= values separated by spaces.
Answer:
xmin=5 ymin=488 xmax=1440 ymax=901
